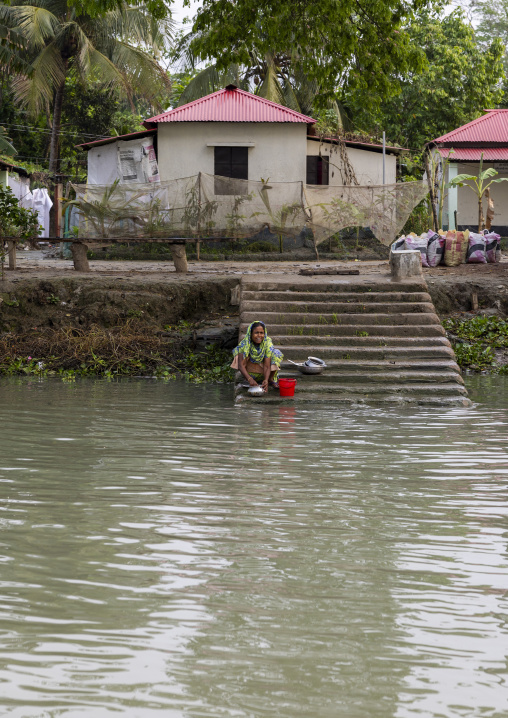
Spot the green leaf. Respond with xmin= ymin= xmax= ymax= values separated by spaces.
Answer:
xmin=449 ymin=174 xmax=477 ymax=183
xmin=479 ymin=167 xmax=499 ymax=180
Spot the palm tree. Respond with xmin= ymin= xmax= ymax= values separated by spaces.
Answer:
xmin=171 ymin=29 xmax=351 ymax=129
xmin=0 ymin=0 xmax=173 ymax=174
xmin=0 ymin=23 xmax=31 ymax=75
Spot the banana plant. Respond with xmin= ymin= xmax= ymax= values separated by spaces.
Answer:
xmin=447 ymin=154 xmax=508 ymax=231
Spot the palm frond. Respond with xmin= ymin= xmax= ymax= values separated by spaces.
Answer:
xmin=256 ymin=64 xmax=285 ymax=105
xmin=0 ymin=23 xmax=32 ymax=74
xmin=3 ymin=5 xmax=59 ymax=50
xmin=177 ymin=64 xmax=221 ymax=105
xmin=11 ymin=41 xmax=64 ymax=114
xmin=111 ymin=41 xmax=171 ymax=102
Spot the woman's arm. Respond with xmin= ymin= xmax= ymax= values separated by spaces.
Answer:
xmin=239 ymin=355 xmax=258 ymax=386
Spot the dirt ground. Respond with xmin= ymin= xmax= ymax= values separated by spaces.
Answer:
xmin=2 ymin=249 xmax=508 ymax=322
xmin=4 ymin=248 xmax=508 ymax=284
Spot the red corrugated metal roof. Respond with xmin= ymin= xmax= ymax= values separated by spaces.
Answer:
xmin=437 ymin=147 xmax=508 ymax=161
xmin=143 ymin=86 xmax=316 ymax=126
xmin=433 ymin=110 xmax=508 ymax=144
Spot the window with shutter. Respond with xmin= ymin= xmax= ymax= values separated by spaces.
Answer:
xmin=214 ymin=147 xmax=248 ymax=194
xmin=306 ymin=155 xmax=329 ymax=185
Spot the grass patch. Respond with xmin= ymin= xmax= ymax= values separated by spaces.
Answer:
xmin=443 ymin=316 xmax=508 ymax=371
xmin=0 ymin=322 xmax=234 ymax=383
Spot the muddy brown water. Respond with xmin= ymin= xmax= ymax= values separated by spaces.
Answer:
xmin=0 ymin=376 xmax=507 ymax=717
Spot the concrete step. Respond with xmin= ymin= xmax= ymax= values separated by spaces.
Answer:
xmin=242 ymin=280 xmax=427 ymax=293
xmin=262 ymin=382 xmax=468 ymax=397
xmin=276 ymin=345 xmax=456 ymax=360
xmin=241 ymin=311 xmax=442 ymax=327
xmin=277 ymin=370 xmax=464 ymax=385
xmin=268 ymin=335 xmax=452 ymax=348
xmin=235 ymin=392 xmax=472 ymax=408
xmin=241 ymin=290 xmax=433 ymax=304
xmin=240 ymin=323 xmax=447 ymax=338
xmin=242 ymin=300 xmax=436 ymax=315
xmin=283 ymin=358 xmax=462 ymax=372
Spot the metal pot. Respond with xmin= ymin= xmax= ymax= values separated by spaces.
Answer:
xmin=298 ymin=364 xmax=324 ymax=375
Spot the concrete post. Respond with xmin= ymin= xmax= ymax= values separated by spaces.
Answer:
xmin=390 ymin=248 xmax=422 ymax=282
xmin=447 ymin=163 xmax=458 ymax=230
xmin=71 ymin=242 xmax=90 ymax=272
xmin=7 ymin=240 xmax=16 ymax=270
xmin=170 ymin=243 xmax=188 ymax=273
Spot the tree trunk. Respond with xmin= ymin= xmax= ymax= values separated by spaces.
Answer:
xmin=478 ymin=193 xmax=485 ymax=233
xmin=424 ymin=151 xmax=439 ymax=232
xmin=49 ymin=63 xmax=68 ymax=238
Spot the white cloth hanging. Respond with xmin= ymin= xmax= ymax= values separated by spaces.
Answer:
xmin=32 ymin=188 xmax=53 ymax=238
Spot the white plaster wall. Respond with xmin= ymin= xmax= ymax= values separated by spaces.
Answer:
xmin=87 ymin=143 xmax=120 ymax=185
xmin=306 ymin=139 xmax=397 ymax=185
xmin=442 ymin=160 xmax=508 ymax=228
xmin=157 ymin=122 xmax=307 ymax=183
xmin=455 ymin=162 xmax=508 ymax=227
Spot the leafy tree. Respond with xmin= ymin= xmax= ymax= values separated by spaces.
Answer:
xmin=189 ymin=0 xmax=435 ymax=107
xmin=350 ymin=10 xmax=504 ymax=149
xmin=472 ymin=0 xmax=508 ymax=104
xmin=0 ymin=125 xmax=17 ymax=156
xmin=0 ymin=185 xmax=40 ymax=238
xmin=0 ymin=0 xmax=173 ymax=175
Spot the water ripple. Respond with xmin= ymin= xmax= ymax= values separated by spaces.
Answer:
xmin=0 ymin=376 xmax=507 ymax=717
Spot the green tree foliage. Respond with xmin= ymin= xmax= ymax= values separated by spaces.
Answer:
xmin=68 ymin=0 xmax=170 ymax=20
xmin=189 ymin=0 xmax=434 ymax=106
xmin=472 ymin=0 xmax=508 ymax=104
xmin=350 ymin=10 xmax=504 ymax=149
xmin=0 ymin=185 xmax=40 ymax=238
xmin=0 ymin=0 xmax=173 ymax=175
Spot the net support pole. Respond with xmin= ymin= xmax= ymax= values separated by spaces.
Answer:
xmin=196 ymin=172 xmax=201 ymax=261
xmin=302 ymin=182 xmax=319 ymax=260
xmin=382 ymin=132 xmax=386 ymax=184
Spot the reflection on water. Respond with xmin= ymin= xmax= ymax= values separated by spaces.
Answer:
xmin=0 ymin=376 xmax=507 ymax=717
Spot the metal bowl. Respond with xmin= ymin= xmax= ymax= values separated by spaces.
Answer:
xmin=248 ymin=385 xmax=265 ymax=396
xmin=305 ymin=357 xmax=327 ymax=367
xmin=298 ymin=364 xmax=324 ymax=375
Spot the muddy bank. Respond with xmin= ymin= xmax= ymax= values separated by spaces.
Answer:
xmin=426 ymin=276 xmax=508 ymax=317
xmin=1 ymin=267 xmax=508 ymax=377
xmin=0 ymin=276 xmax=241 ymax=379
xmin=0 ymin=276 xmax=239 ymax=333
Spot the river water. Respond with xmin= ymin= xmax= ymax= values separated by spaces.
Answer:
xmin=0 ymin=376 xmax=507 ymax=717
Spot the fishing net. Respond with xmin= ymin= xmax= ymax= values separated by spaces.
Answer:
xmin=70 ymin=173 xmax=428 ymax=247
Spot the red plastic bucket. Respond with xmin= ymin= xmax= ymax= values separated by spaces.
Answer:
xmin=279 ymin=378 xmax=297 ymax=397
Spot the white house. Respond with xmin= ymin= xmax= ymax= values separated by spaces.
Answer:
xmin=429 ymin=110 xmax=508 ymax=234
xmin=78 ymin=86 xmax=401 ymax=188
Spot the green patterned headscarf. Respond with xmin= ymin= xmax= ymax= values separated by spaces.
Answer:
xmin=233 ymin=321 xmax=276 ymax=363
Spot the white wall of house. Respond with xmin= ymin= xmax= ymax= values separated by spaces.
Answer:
xmin=88 ymin=142 xmax=120 ymax=185
xmin=306 ymin=139 xmax=397 ymax=185
xmin=157 ymin=122 xmax=307 ymax=183
xmin=443 ymin=161 xmax=508 ymax=229
xmin=85 ymin=124 xmax=399 ymax=189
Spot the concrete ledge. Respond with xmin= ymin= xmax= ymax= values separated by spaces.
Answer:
xmin=390 ymin=249 xmax=422 ymax=282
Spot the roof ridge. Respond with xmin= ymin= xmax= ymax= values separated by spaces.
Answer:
xmin=432 ymin=109 xmax=508 ymax=144
xmin=143 ymin=86 xmax=316 ymax=125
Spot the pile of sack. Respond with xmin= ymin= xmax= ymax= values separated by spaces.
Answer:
xmin=392 ymin=229 xmax=501 ymax=267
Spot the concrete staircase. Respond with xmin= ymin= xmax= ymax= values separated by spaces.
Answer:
xmin=235 ymin=275 xmax=471 ymax=407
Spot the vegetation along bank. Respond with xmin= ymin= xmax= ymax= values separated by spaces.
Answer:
xmin=1 ymin=274 xmax=508 ymax=381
